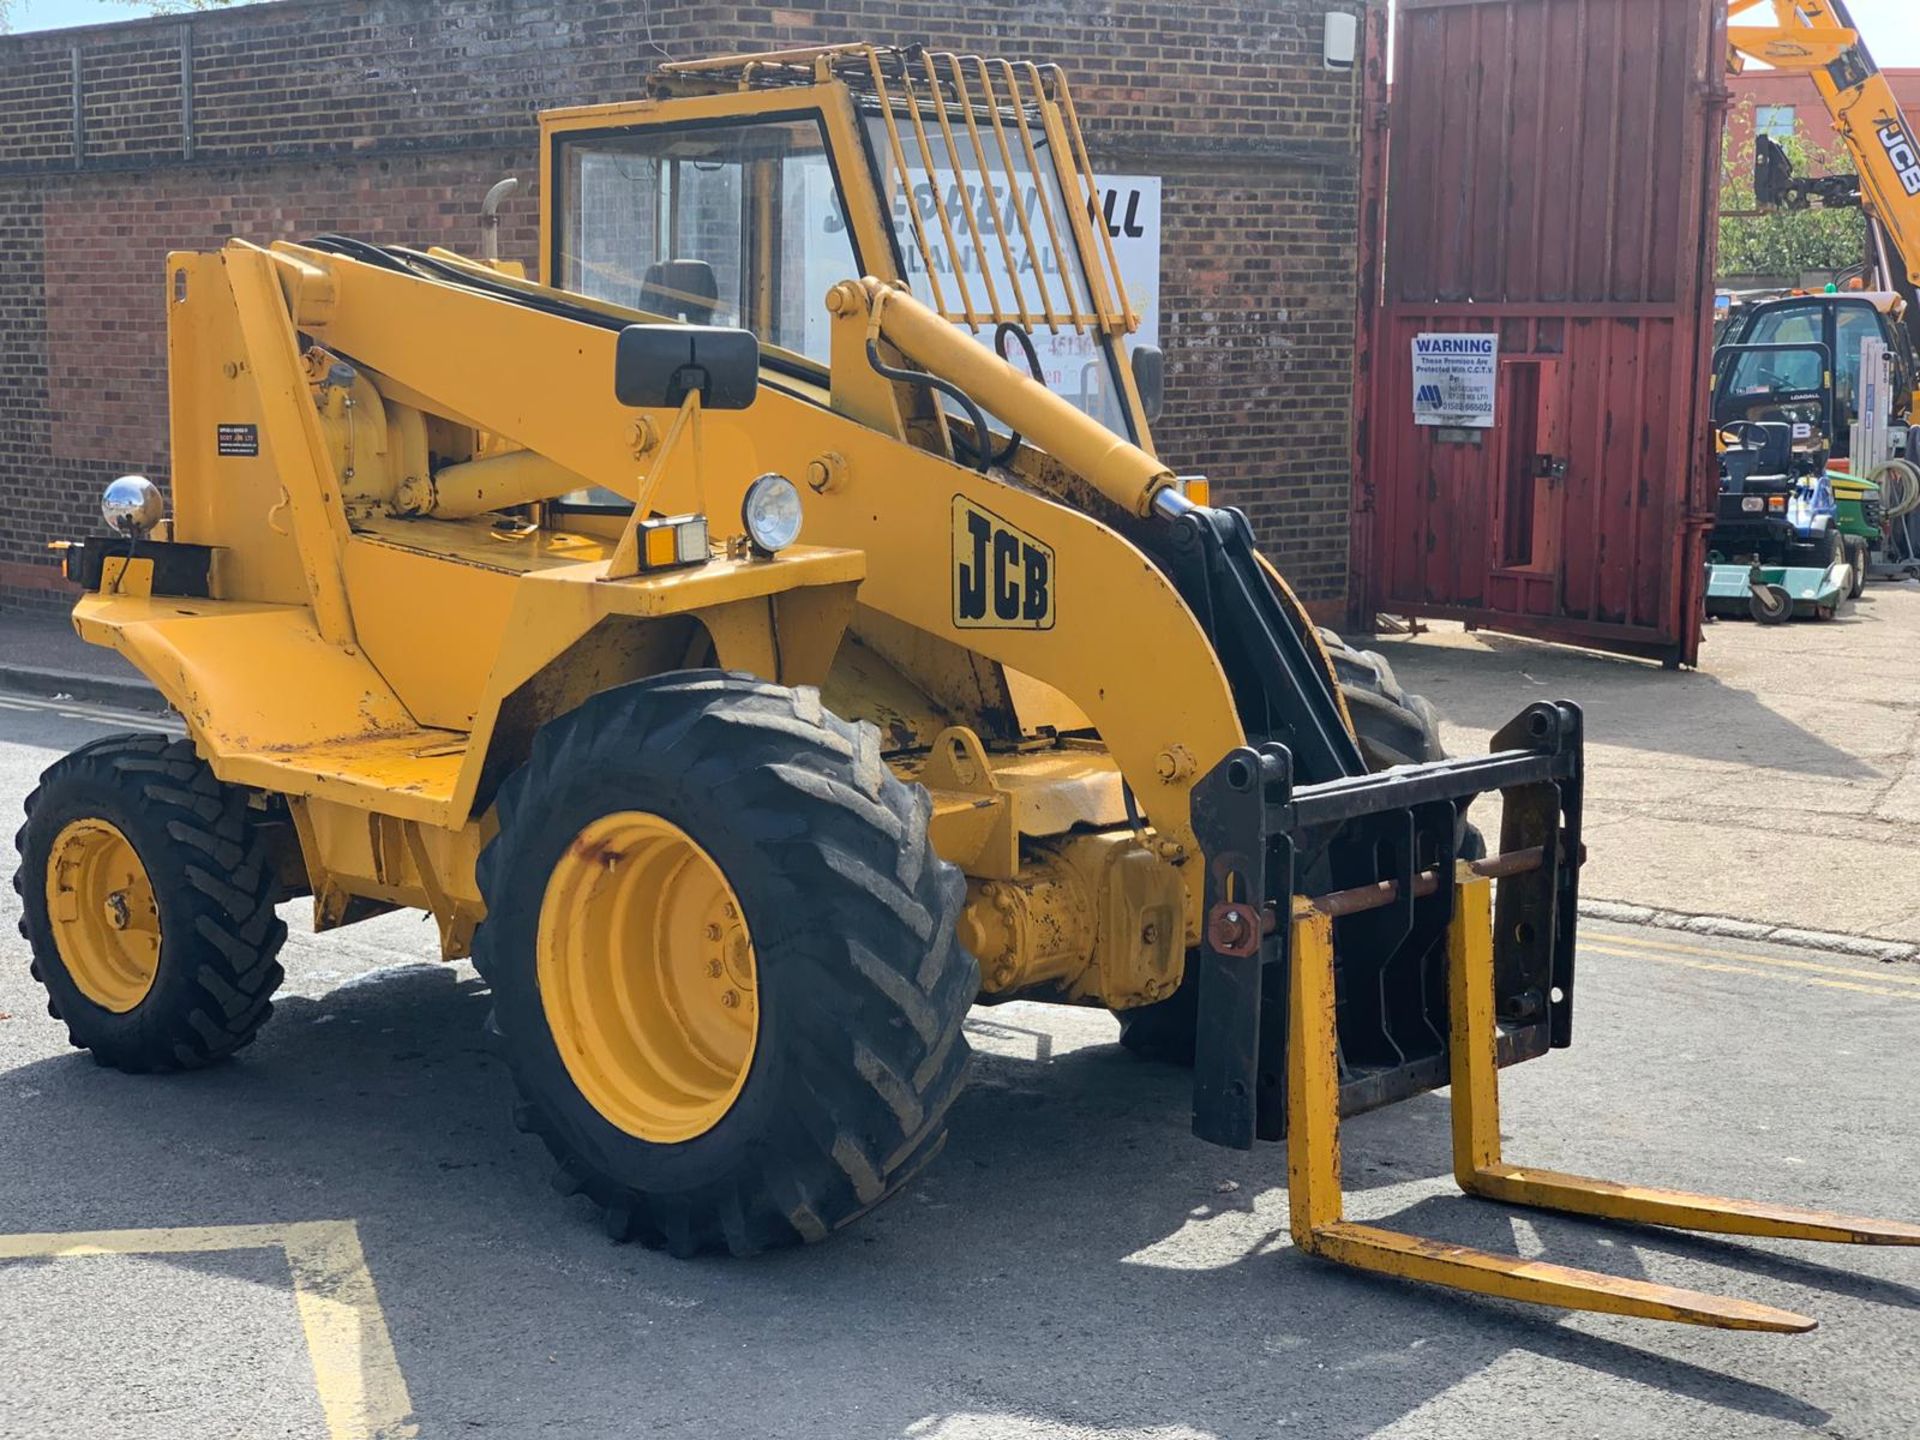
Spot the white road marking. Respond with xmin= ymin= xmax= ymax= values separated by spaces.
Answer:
xmin=0 ymin=691 xmax=182 ymax=731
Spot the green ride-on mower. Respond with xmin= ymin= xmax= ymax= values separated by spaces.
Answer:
xmin=1714 ymin=288 xmax=1920 ymax=595
xmin=1828 ymin=470 xmax=1885 ymax=598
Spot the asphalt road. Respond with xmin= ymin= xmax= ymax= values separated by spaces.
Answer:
xmin=2 ymin=693 xmax=1917 ymax=1440
xmin=1380 ymin=585 xmax=1920 ymax=948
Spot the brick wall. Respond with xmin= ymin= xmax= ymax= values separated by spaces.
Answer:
xmin=1723 ymin=65 xmax=1920 ymax=152
xmin=0 ymin=0 xmax=1378 ymax=612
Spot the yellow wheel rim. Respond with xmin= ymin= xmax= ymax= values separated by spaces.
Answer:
xmin=44 ymin=818 xmax=162 ymax=1013
xmin=537 ymin=811 xmax=759 ymax=1143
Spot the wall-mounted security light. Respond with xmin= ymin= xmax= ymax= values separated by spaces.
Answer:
xmin=1324 ymin=10 xmax=1358 ymax=70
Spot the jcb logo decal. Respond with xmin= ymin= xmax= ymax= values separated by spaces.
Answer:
xmin=952 ymin=495 xmax=1054 ymax=630
xmin=1883 ymin=122 xmax=1920 ymax=197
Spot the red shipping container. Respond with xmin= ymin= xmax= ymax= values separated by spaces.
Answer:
xmin=1350 ymin=0 xmax=1728 ymax=666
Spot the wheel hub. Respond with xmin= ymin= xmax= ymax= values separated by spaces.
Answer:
xmin=45 ymin=818 xmax=161 ymax=1013
xmin=537 ymin=811 xmax=759 ymax=1143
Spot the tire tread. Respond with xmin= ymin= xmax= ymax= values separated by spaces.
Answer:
xmin=471 ymin=672 xmax=976 ymax=1256
xmin=13 ymin=734 xmax=286 ymax=1072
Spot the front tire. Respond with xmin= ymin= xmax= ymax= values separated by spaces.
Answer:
xmin=13 ymin=733 xmax=287 ymax=1071
xmin=1317 ymin=628 xmax=1451 ymax=768
xmin=1796 ymin=525 xmax=1845 ymax=571
xmin=1750 ymin=582 xmax=1794 ymax=624
xmin=473 ymin=672 xmax=976 ymax=1256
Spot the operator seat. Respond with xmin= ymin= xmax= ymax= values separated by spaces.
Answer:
xmin=1722 ymin=420 xmax=1792 ymax=492
xmin=640 ymin=260 xmax=719 ymax=325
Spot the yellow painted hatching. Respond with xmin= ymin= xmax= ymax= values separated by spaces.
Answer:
xmin=0 ymin=1221 xmax=416 ymax=1440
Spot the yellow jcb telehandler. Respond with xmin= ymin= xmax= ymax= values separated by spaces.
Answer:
xmin=15 ymin=43 xmax=1917 ymax=1330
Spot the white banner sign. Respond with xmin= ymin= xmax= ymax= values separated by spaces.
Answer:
xmin=807 ymin=169 xmax=1160 ymax=419
xmin=1019 ymin=178 xmax=1160 ymax=409
xmin=1411 ymin=333 xmax=1499 ymax=427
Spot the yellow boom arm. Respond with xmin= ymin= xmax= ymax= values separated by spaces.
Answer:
xmin=1729 ymin=0 xmax=1920 ymax=289
xmin=237 ymin=240 xmax=1248 ymax=862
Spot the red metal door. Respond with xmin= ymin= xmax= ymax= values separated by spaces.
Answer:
xmin=1352 ymin=0 xmax=1728 ymax=666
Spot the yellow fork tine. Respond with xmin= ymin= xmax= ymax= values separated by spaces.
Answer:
xmin=1309 ymin=1221 xmax=1816 ymax=1333
xmin=1465 ymin=1166 xmax=1920 ymax=1246
xmin=1448 ymin=874 xmax=1920 ymax=1248
xmin=1285 ymin=892 xmax=1821 ymax=1333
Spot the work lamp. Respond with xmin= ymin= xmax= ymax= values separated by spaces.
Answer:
xmin=742 ymin=474 xmax=804 ymax=556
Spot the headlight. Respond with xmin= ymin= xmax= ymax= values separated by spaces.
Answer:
xmin=101 ymin=475 xmax=164 ymax=538
xmin=742 ymin=473 xmax=803 ymax=555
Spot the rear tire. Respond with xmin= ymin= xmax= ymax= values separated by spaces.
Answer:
xmin=473 ymin=672 xmax=976 ymax=1256
xmin=13 ymin=733 xmax=287 ymax=1072
xmin=1316 ymin=629 xmax=1445 ymax=769
xmin=1115 ymin=633 xmax=1475 ymax=1065
xmin=1845 ymin=536 xmax=1868 ymax=599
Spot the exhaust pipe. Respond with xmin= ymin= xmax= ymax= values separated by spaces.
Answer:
xmin=480 ymin=176 xmax=519 ymax=262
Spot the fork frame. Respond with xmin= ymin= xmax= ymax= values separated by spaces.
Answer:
xmin=1189 ymin=698 xmax=1920 ymax=1332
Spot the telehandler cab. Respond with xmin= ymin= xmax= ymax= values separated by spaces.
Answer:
xmin=16 ymin=43 xmax=1917 ymax=1330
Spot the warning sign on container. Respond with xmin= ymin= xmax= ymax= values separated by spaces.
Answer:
xmin=1411 ymin=334 xmax=1498 ymax=428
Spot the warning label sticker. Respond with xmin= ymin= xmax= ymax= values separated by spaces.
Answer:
xmin=216 ymin=423 xmax=259 ymax=457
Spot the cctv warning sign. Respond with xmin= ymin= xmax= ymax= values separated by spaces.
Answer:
xmin=1411 ymin=333 xmax=1498 ymax=428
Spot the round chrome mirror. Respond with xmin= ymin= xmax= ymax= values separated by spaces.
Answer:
xmin=101 ymin=475 xmax=164 ymax=539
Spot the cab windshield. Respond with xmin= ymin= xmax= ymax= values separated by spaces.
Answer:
xmin=1715 ymin=339 xmax=1831 ymax=440
xmin=1714 ymin=298 xmax=1905 ymax=450
xmin=858 ymin=110 xmax=1135 ymax=439
xmin=550 ymin=99 xmax=1144 ymax=443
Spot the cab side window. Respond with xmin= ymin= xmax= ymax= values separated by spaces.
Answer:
xmin=1833 ymin=303 xmax=1881 ymax=431
xmin=556 ymin=117 xmax=857 ymax=367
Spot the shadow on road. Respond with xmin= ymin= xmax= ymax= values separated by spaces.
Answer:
xmin=1371 ymin=631 xmax=1876 ymax=781
xmin=0 ymin=962 xmax=1838 ymax=1438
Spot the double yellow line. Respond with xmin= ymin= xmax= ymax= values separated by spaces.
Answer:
xmin=1585 ymin=930 xmax=1920 ymax=1001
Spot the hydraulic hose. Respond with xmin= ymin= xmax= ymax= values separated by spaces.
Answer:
xmin=948 ymin=323 xmax=1046 ymax=471
xmin=864 ymin=340 xmax=996 ymax=474
xmin=1870 ymin=457 xmax=1920 ymax=566
xmin=1869 ymin=457 xmax=1920 ymax=520
xmin=851 ymin=279 xmax=1178 ymax=518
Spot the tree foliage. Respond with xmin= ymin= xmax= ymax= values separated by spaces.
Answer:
xmin=1718 ymin=100 xmax=1870 ymax=281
